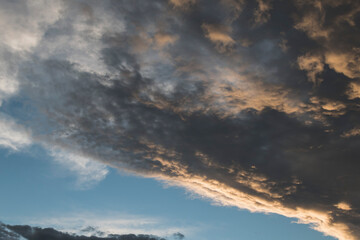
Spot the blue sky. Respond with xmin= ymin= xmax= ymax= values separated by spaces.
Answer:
xmin=0 ymin=146 xmax=334 ymax=240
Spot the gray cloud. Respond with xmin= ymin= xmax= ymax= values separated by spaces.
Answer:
xmin=2 ymin=223 xmax=172 ymax=240
xmin=2 ymin=0 xmax=360 ymax=239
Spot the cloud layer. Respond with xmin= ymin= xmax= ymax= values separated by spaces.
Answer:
xmin=18 ymin=212 xmax=192 ymax=238
xmin=1 ymin=222 xmax=183 ymax=240
xmin=1 ymin=0 xmax=360 ymax=239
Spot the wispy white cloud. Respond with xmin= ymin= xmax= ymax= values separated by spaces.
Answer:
xmin=0 ymin=114 xmax=31 ymax=151
xmin=0 ymin=115 xmax=108 ymax=188
xmin=49 ymin=148 xmax=109 ymax=189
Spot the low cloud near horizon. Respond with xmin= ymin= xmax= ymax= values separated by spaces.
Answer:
xmin=0 ymin=222 xmax=185 ymax=240
xmin=1 ymin=0 xmax=360 ymax=239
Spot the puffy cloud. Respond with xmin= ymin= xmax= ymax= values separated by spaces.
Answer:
xmin=341 ymin=128 xmax=360 ymax=138
xmin=154 ymin=33 xmax=179 ymax=48
xmin=335 ymin=202 xmax=352 ymax=211
xmin=253 ymin=0 xmax=272 ymax=25
xmin=347 ymin=82 xmax=360 ymax=100
xmin=202 ymin=24 xmax=235 ymax=53
xmin=297 ymin=53 xmax=324 ymax=84
xmin=203 ymin=67 xmax=304 ymax=115
xmin=293 ymin=0 xmax=360 ymax=81
xmin=325 ymin=51 xmax=360 ymax=79
xmin=0 ymin=0 xmax=63 ymax=52
xmin=294 ymin=11 xmax=330 ymax=40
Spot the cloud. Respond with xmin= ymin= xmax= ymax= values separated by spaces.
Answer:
xmin=341 ymin=128 xmax=360 ymax=138
xmin=335 ymin=202 xmax=352 ymax=211
xmin=220 ymin=0 xmax=245 ymax=22
xmin=325 ymin=51 xmax=360 ymax=79
xmin=49 ymin=148 xmax=109 ymax=189
xmin=253 ymin=0 xmax=272 ymax=25
xmin=154 ymin=33 xmax=179 ymax=48
xmin=293 ymin=0 xmax=360 ymax=82
xmin=172 ymin=232 xmax=185 ymax=240
xmin=0 ymin=0 xmax=63 ymax=52
xmin=202 ymin=23 xmax=235 ymax=53
xmin=1 ymin=0 xmax=360 ymax=239
xmin=0 ymin=114 xmax=31 ymax=151
xmin=169 ymin=0 xmax=196 ymax=9
xmin=16 ymin=212 xmax=192 ymax=239
xmin=347 ymin=82 xmax=360 ymax=100
xmin=0 ymin=49 xmax=21 ymax=105
xmin=3 ymin=222 xmax=176 ymax=240
xmin=0 ymin=222 xmax=26 ymax=240
xmin=297 ymin=53 xmax=324 ymax=84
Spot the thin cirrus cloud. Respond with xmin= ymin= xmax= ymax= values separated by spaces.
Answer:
xmin=49 ymin=148 xmax=109 ymax=189
xmin=1 ymin=0 xmax=360 ymax=240
xmin=0 ymin=115 xmax=31 ymax=151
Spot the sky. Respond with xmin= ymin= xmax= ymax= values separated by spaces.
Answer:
xmin=0 ymin=146 xmax=335 ymax=240
xmin=0 ymin=0 xmax=359 ymax=240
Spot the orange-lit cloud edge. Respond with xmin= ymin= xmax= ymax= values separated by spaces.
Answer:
xmin=117 ymin=161 xmax=355 ymax=240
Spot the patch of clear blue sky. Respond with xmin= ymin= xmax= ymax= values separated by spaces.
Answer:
xmin=0 ymin=146 xmax=335 ymax=240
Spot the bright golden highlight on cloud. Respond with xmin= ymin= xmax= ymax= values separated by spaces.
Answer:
xmin=297 ymin=53 xmax=324 ymax=84
xmin=204 ymin=67 xmax=303 ymax=115
xmin=169 ymin=0 xmax=196 ymax=8
xmin=154 ymin=33 xmax=178 ymax=48
xmin=325 ymin=51 xmax=360 ymax=79
xmin=148 ymin=168 xmax=357 ymax=240
xmin=253 ymin=0 xmax=272 ymax=25
xmin=335 ymin=202 xmax=352 ymax=211
xmin=341 ymin=128 xmax=360 ymax=138
xmin=347 ymin=82 xmax=360 ymax=100
xmin=202 ymin=23 xmax=235 ymax=53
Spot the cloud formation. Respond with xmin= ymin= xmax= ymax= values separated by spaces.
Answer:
xmin=2 ymin=222 xmax=180 ymax=240
xmin=1 ymin=0 xmax=360 ymax=239
xmin=0 ymin=114 xmax=31 ymax=150
xmin=49 ymin=148 xmax=109 ymax=189
xmin=19 ymin=212 xmax=192 ymax=238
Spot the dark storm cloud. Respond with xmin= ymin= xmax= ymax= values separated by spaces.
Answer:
xmin=2 ymin=0 xmax=360 ymax=239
